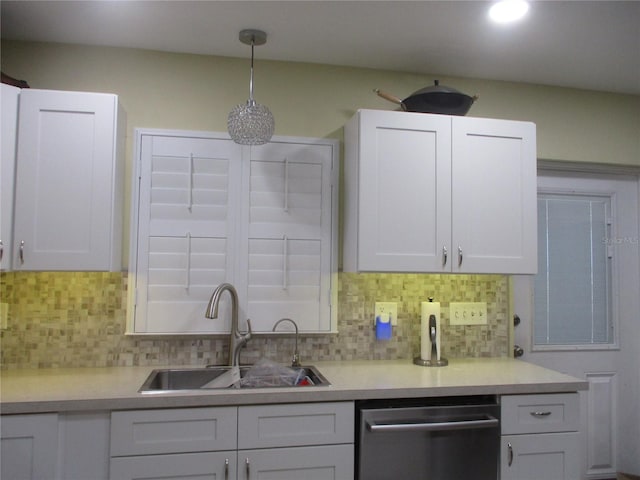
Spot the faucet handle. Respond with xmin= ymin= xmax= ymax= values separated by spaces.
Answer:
xmin=291 ymin=352 xmax=301 ymax=368
xmin=245 ymin=319 xmax=253 ymax=337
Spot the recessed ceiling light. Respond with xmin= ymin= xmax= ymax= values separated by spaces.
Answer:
xmin=489 ymin=0 xmax=530 ymax=24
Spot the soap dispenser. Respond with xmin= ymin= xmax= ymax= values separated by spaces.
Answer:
xmin=414 ymin=297 xmax=448 ymax=367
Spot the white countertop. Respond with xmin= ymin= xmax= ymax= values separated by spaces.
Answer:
xmin=0 ymin=358 xmax=588 ymax=414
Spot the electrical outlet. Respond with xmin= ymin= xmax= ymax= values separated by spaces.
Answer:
xmin=375 ymin=302 xmax=398 ymax=326
xmin=0 ymin=302 xmax=8 ymax=330
xmin=449 ymin=302 xmax=487 ymax=325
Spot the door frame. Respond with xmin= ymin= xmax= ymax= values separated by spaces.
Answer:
xmin=510 ymin=160 xmax=640 ymax=478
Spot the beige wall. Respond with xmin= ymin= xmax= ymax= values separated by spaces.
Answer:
xmin=3 ymin=40 xmax=639 ymax=164
xmin=2 ymin=40 xmax=639 ymax=265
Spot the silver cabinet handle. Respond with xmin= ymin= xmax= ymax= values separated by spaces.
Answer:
xmin=442 ymin=246 xmax=448 ymax=267
xmin=19 ymin=240 xmax=25 ymax=265
xmin=508 ymin=442 xmax=513 ymax=466
xmin=367 ymin=414 xmax=499 ymax=433
xmin=245 ymin=457 xmax=250 ymax=478
xmin=0 ymin=240 xmax=3 ymax=262
xmin=224 ymin=458 xmax=229 ymax=480
xmin=458 ymin=245 xmax=463 ymax=267
xmin=530 ymin=411 xmax=552 ymax=417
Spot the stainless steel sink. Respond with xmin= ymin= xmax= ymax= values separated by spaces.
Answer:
xmin=139 ymin=365 xmax=330 ymax=392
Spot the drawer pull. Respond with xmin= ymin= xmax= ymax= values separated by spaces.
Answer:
xmin=245 ymin=457 xmax=250 ymax=477
xmin=224 ymin=458 xmax=229 ymax=480
xmin=530 ymin=411 xmax=552 ymax=417
xmin=508 ymin=442 xmax=513 ymax=466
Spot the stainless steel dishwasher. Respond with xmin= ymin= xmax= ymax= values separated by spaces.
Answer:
xmin=356 ymin=395 xmax=500 ymax=480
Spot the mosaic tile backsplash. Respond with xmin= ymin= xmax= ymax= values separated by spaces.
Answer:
xmin=0 ymin=272 xmax=509 ymax=369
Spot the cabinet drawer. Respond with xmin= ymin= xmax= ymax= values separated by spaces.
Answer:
xmin=110 ymin=407 xmax=237 ymax=456
xmin=110 ymin=451 xmax=237 ymax=480
xmin=238 ymin=402 xmax=354 ymax=449
xmin=501 ymin=393 xmax=579 ymax=434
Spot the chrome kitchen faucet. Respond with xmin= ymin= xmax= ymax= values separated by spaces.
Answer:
xmin=272 ymin=318 xmax=301 ymax=367
xmin=205 ymin=283 xmax=252 ymax=367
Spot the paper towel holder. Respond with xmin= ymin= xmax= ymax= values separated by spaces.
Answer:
xmin=414 ymin=297 xmax=448 ymax=367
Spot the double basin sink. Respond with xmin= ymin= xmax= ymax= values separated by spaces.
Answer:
xmin=139 ymin=365 xmax=330 ymax=393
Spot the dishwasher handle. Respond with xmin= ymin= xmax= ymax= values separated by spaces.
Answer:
xmin=366 ymin=413 xmax=499 ymax=433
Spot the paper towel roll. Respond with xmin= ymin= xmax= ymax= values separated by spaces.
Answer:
xmin=420 ymin=301 xmax=440 ymax=360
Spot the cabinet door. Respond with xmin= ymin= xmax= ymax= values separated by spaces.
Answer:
xmin=13 ymin=89 xmax=123 ymax=271
xmin=1 ymin=84 xmax=19 ymax=271
xmin=1 ymin=414 xmax=58 ymax=480
xmin=353 ymin=110 xmax=451 ymax=272
xmin=238 ymin=445 xmax=354 ymax=480
xmin=451 ymin=117 xmax=537 ymax=273
xmin=110 ymin=451 xmax=237 ymax=480
xmin=501 ymin=433 xmax=580 ymax=480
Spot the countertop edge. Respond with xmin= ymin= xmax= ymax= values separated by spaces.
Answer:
xmin=0 ymin=381 xmax=589 ymax=415
xmin=0 ymin=359 xmax=589 ymax=415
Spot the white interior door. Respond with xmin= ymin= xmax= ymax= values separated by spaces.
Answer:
xmin=512 ymin=171 xmax=640 ymax=479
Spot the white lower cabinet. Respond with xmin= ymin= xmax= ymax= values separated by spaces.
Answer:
xmin=238 ymin=445 xmax=354 ymax=480
xmin=501 ymin=433 xmax=579 ymax=480
xmin=1 ymin=412 xmax=111 ymax=480
xmin=501 ymin=393 xmax=580 ymax=480
xmin=109 ymin=402 xmax=354 ymax=480
xmin=238 ymin=402 xmax=355 ymax=480
xmin=110 ymin=406 xmax=237 ymax=480
xmin=0 ymin=414 xmax=58 ymax=480
xmin=110 ymin=452 xmax=238 ymax=480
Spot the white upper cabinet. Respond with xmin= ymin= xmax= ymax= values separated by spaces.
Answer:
xmin=344 ymin=110 xmax=452 ymax=272
xmin=0 ymin=84 xmax=20 ymax=271
xmin=451 ymin=116 xmax=537 ymax=273
xmin=12 ymin=89 xmax=125 ymax=271
xmin=128 ymin=130 xmax=338 ymax=334
xmin=344 ymin=109 xmax=537 ymax=274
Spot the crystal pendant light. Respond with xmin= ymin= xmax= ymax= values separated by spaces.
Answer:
xmin=227 ymin=29 xmax=275 ymax=145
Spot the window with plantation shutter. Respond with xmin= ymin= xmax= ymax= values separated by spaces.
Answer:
xmin=127 ymin=131 xmax=338 ymax=334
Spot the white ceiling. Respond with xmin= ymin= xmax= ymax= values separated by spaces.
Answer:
xmin=2 ymin=0 xmax=639 ymax=95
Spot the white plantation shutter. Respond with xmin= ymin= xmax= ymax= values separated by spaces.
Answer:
xmin=241 ymin=141 xmax=334 ymax=332
xmin=132 ymin=134 xmax=241 ymax=333
xmin=129 ymin=132 xmax=337 ymax=334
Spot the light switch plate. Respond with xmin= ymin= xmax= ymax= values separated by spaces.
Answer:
xmin=450 ymin=302 xmax=487 ymax=325
xmin=375 ymin=302 xmax=398 ymax=326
